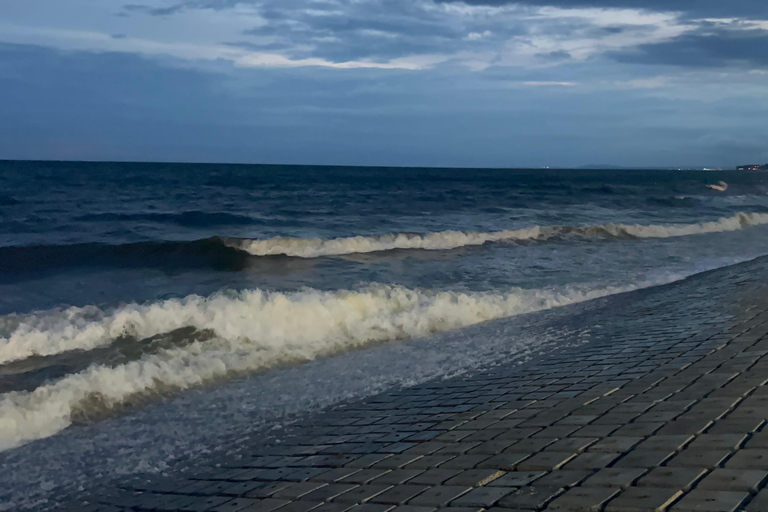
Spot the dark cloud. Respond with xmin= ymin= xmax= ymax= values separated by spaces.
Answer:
xmin=433 ymin=0 xmax=768 ymax=18
xmin=235 ymin=0 xmax=528 ymax=62
xmin=611 ymin=28 xmax=768 ymax=68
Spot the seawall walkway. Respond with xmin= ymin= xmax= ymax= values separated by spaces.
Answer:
xmin=64 ymin=256 xmax=768 ymax=511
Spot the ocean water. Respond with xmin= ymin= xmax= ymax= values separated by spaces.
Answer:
xmin=3 ymin=160 xmax=768 ymax=508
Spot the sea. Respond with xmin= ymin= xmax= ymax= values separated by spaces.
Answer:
xmin=2 ymin=160 xmax=768 ymax=509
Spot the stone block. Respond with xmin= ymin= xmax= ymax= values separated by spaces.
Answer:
xmin=406 ymin=485 xmax=470 ymax=507
xmin=696 ymin=468 xmax=768 ymax=492
xmin=587 ymin=437 xmax=643 ymax=454
xmin=562 ymin=452 xmax=621 ymax=470
xmin=300 ymin=483 xmax=358 ymax=502
xmin=613 ymin=450 xmax=675 ymax=468
xmin=448 ymin=486 xmax=514 ymax=507
xmin=612 ymin=422 xmax=664 ymax=437
xmin=496 ymin=486 xmax=563 ymax=510
xmin=477 ymin=453 xmax=531 ymax=471
xmin=486 ymin=471 xmax=546 ymax=487
xmin=331 ymin=484 xmax=392 ymax=503
xmin=369 ymin=485 xmax=429 ymax=505
xmin=603 ymin=487 xmax=683 ymax=512
xmin=516 ymin=452 xmax=578 ymax=471
xmin=531 ymin=469 xmax=593 ymax=489
xmin=406 ymin=469 xmax=461 ymax=486
xmin=581 ymin=468 xmax=646 ymax=488
xmin=666 ymin=448 xmax=731 ymax=469
xmin=544 ymin=438 xmax=598 ymax=453
xmin=271 ymin=482 xmax=328 ymax=500
xmin=443 ymin=468 xmax=505 ymax=487
xmin=669 ymin=489 xmax=749 ymax=511
xmin=686 ymin=433 xmax=746 ymax=451
xmin=724 ymin=449 xmax=768 ymax=470
xmin=656 ymin=419 xmax=713 ymax=436
xmin=546 ymin=486 xmax=621 ymax=511
xmin=403 ymin=455 xmax=454 ymax=470
xmin=339 ymin=470 xmax=391 ymax=484
xmin=635 ymin=467 xmax=707 ymax=491
xmin=369 ymin=470 xmax=423 ymax=486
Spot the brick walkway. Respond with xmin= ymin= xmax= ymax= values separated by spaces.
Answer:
xmin=61 ymin=257 xmax=768 ymax=512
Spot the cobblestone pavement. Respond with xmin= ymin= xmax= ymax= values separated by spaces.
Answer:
xmin=60 ymin=257 xmax=768 ymax=511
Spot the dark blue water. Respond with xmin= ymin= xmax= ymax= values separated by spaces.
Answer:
xmin=3 ymin=160 xmax=768 ymax=510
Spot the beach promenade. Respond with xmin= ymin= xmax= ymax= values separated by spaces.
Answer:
xmin=65 ymin=256 xmax=768 ymax=512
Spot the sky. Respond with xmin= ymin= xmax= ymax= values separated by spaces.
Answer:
xmin=0 ymin=0 xmax=767 ymax=168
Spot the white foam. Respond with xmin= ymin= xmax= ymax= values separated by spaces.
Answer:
xmin=0 ymin=281 xmax=655 ymax=451
xmin=224 ymin=212 xmax=768 ymax=258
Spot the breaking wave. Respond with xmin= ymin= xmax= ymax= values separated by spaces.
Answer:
xmin=2 ymin=213 xmax=767 ymax=277
xmin=0 ymin=280 xmax=659 ymax=451
xmin=225 ymin=212 xmax=768 ymax=258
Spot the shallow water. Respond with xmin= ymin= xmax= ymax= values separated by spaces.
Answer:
xmin=2 ymin=161 xmax=768 ymax=508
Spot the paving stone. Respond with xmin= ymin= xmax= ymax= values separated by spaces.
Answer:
xmin=516 ymin=452 xmax=578 ymax=471
xmin=530 ymin=470 xmax=593 ymax=489
xmin=612 ymin=422 xmax=665 ymax=437
xmin=263 ymin=502 xmax=318 ymax=512
xmin=547 ymin=486 xmax=621 ymax=511
xmin=665 ymin=448 xmax=732 ymax=469
xmin=369 ymin=470 xmax=423 ymax=486
xmin=406 ymin=469 xmax=461 ymax=486
xmin=603 ymin=487 xmax=684 ymax=512
xmin=448 ymin=486 xmax=514 ymax=508
xmin=635 ymin=467 xmax=707 ymax=491
xmin=581 ymin=468 xmax=646 ymax=488
xmin=587 ymin=437 xmax=643 ymax=454
xmin=544 ymin=438 xmax=598 ymax=453
xmin=706 ymin=418 xmax=765 ymax=434
xmin=244 ymin=482 xmax=293 ymax=498
xmin=405 ymin=486 xmax=470 ymax=507
xmin=309 ymin=504 xmax=354 ymax=512
xmin=300 ymin=483 xmax=359 ymax=502
xmin=477 ymin=453 xmax=531 ymax=471
xmin=369 ymin=485 xmax=429 ymax=505
xmin=668 ymin=489 xmax=749 ymax=511
xmin=724 ymin=449 xmax=768 ymax=469
xmin=496 ymin=486 xmax=563 ymax=510
xmin=635 ymin=435 xmax=693 ymax=452
xmin=656 ymin=419 xmax=714 ymax=436
xmin=686 ymin=433 xmax=747 ymax=451
xmin=443 ymin=469 xmax=505 ymax=487
xmin=343 ymin=504 xmax=391 ymax=512
xmin=571 ymin=424 xmax=621 ymax=438
xmin=563 ymin=453 xmax=622 ymax=470
xmin=504 ymin=438 xmax=555 ymax=453
xmin=226 ymin=498 xmax=289 ymax=512
xmin=696 ymin=468 xmax=768 ymax=491
xmin=486 ymin=471 xmax=546 ymax=487
xmin=745 ymin=489 xmax=768 ymax=511
xmin=403 ymin=455 xmax=454 ymax=470
xmin=612 ymin=450 xmax=675 ymax=468
xmin=340 ymin=470 xmax=391 ymax=484
xmin=332 ymin=485 xmax=392 ymax=504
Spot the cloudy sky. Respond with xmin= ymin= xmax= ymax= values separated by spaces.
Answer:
xmin=1 ymin=0 xmax=767 ymax=168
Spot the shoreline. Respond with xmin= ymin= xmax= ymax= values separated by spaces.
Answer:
xmin=36 ymin=253 xmax=768 ymax=511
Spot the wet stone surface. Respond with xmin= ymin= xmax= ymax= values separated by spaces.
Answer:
xmin=50 ymin=257 xmax=768 ymax=511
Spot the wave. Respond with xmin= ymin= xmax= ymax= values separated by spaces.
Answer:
xmin=0 ymin=280 xmax=660 ymax=451
xmin=2 ymin=213 xmax=767 ymax=278
xmin=224 ymin=212 xmax=768 ymax=258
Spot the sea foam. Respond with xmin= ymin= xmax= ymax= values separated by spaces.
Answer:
xmin=224 ymin=212 xmax=768 ymax=258
xmin=0 ymin=281 xmax=649 ymax=451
